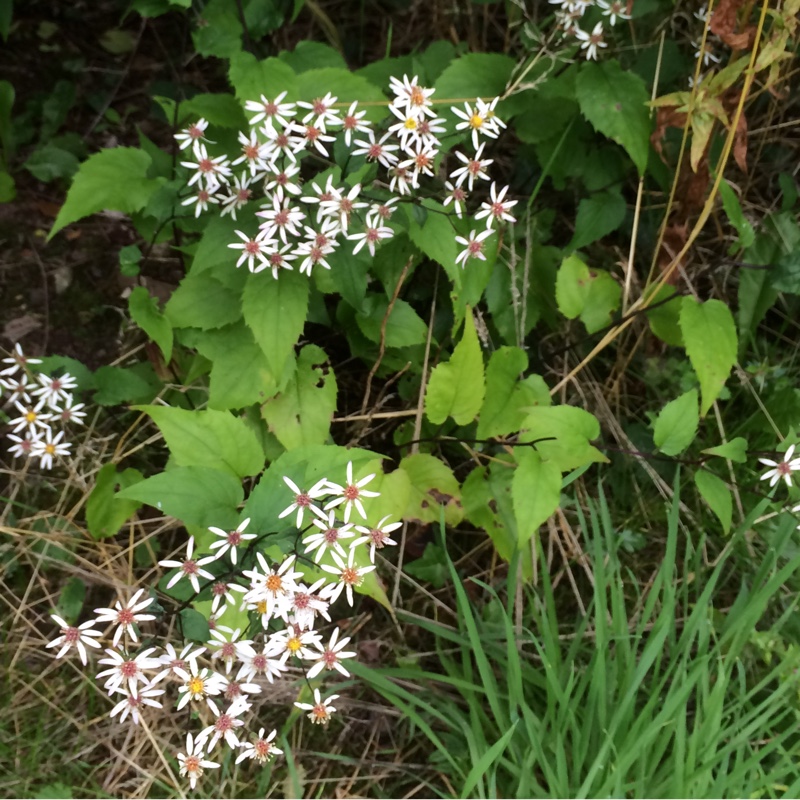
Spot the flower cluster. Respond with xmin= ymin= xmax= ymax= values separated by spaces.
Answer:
xmin=1 ymin=343 xmax=86 ymax=470
xmin=175 ymin=73 xmax=518 ymax=274
xmin=46 ymin=461 xmax=399 ymax=792
xmin=549 ymin=0 xmax=631 ymax=60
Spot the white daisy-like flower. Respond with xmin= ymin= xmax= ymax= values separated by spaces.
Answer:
xmin=236 ymin=728 xmax=283 ymax=764
xmin=217 ymin=674 xmax=262 ymax=704
xmin=181 ymin=186 xmax=220 ymax=218
xmin=306 ymin=627 xmax=357 ymax=679
xmin=158 ymin=536 xmax=216 ymax=594
xmin=242 ymin=553 xmax=303 ymax=622
xmin=208 ymin=579 xmax=248 ymax=613
xmin=298 ymin=92 xmax=341 ymax=127
xmin=45 ymin=614 xmax=102 ymax=665
xmin=1 ymin=343 xmax=41 ymax=376
xmin=207 ymin=518 xmax=256 ymax=566
xmin=398 ymin=148 xmax=437 ymax=185
xmin=319 ymin=183 xmax=368 ymax=234
xmin=0 ymin=371 xmax=32 ymax=403
xmin=351 ymin=515 xmax=402 ymax=562
xmin=451 ymin=101 xmax=500 ymax=150
xmin=175 ymin=658 xmax=226 ymax=711
xmin=7 ymin=431 xmax=41 ymax=460
xmin=324 ymin=461 xmax=380 ymax=522
xmin=351 ymin=129 xmax=400 ymax=168
xmin=30 ymin=428 xmax=71 ymax=470
xmin=244 ymin=91 xmax=296 ymax=128
xmin=575 ymin=21 xmax=608 ymax=61
xmin=300 ymin=175 xmax=340 ymax=224
xmin=368 ymin=197 xmax=400 ymax=222
xmin=303 ymin=510 xmax=356 ymax=563
xmin=455 ymin=228 xmax=495 ymax=268
xmin=348 ymin=216 xmax=394 ymax=257
xmin=109 ymin=682 xmax=165 ymax=726
xmin=443 ymin=181 xmax=469 ymax=219
xmin=295 ymin=688 xmax=340 ymax=725
xmin=758 ymin=445 xmax=800 ymax=488
xmin=389 ymin=74 xmax=436 ymax=116
xmin=340 ymin=100 xmax=370 ymax=146
xmin=197 ymin=699 xmax=250 ymax=752
xmin=449 ymin=144 xmax=493 ymax=190
xmin=219 ymin=173 xmax=254 ymax=220
xmin=265 ymin=625 xmax=321 ymax=663
xmin=256 ymin=195 xmax=306 ymax=243
xmin=231 ymin=129 xmax=270 ymax=176
xmin=474 ymin=182 xmax=518 ymax=229
xmin=177 ymin=733 xmax=220 ymax=790
xmin=387 ymin=104 xmax=423 ymax=148
xmin=320 ymin=547 xmax=376 ymax=606
xmin=180 ymin=142 xmax=231 ymax=191
xmin=228 ymin=229 xmax=275 ymax=272
xmin=207 ymin=627 xmax=256 ymax=675
xmin=53 ymin=393 xmax=87 ymax=425
xmin=236 ymin=645 xmax=287 ymax=684
xmin=31 ymin=371 xmax=78 ymax=408
xmin=254 ymin=241 xmax=298 ymax=280
xmin=264 ymin=161 xmax=303 ymax=198
xmin=174 ymin=118 xmax=210 ymax=152
xmin=292 ymin=121 xmax=336 ymax=156
xmin=596 ymin=0 xmax=631 ymax=25
xmin=10 ymin=398 xmax=53 ymax=436
xmin=278 ymin=475 xmax=330 ymax=527
xmin=93 ymin=588 xmax=156 ymax=648
xmin=96 ymin=647 xmax=161 ymax=695
xmin=153 ymin=642 xmax=206 ymax=683
xmin=284 ymin=579 xmax=331 ymax=630
xmin=263 ymin=125 xmax=302 ymax=163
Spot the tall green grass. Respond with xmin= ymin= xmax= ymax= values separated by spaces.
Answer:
xmin=353 ymin=483 xmax=800 ymax=798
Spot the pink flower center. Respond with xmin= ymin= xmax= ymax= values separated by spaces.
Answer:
xmin=188 ymin=125 xmax=202 ymax=139
xmin=295 ymin=493 xmax=311 ymax=507
xmin=311 ymin=99 xmax=327 ymax=115
xmin=343 ymin=484 xmax=360 ymax=501
xmin=294 ymin=593 xmax=310 ymax=609
xmin=199 ymin=158 xmax=214 ymax=174
xmin=219 ymin=642 xmax=236 ymax=660
xmin=253 ymin=654 xmax=268 ymax=671
xmin=270 ymin=253 xmax=284 ymax=266
xmin=323 ymin=528 xmax=339 ymax=544
xmin=275 ymin=133 xmax=289 ymax=148
xmin=274 ymin=210 xmax=289 ymax=226
xmin=214 ymin=714 xmax=233 ymax=733
xmin=370 ymin=529 xmax=387 ymax=548
xmin=63 ymin=627 xmax=80 ymax=644
xmin=225 ymin=681 xmax=243 ymax=700
xmin=254 ymin=739 xmax=272 ymax=758
xmin=468 ymin=239 xmax=484 ymax=256
xmin=244 ymin=240 xmax=261 ymax=255
xmin=236 ymin=188 xmax=251 ymax=202
xmin=212 ymin=582 xmax=228 ymax=597
xmin=366 ymin=229 xmax=380 ymax=243
xmin=228 ymin=531 xmax=242 ymax=546
xmin=367 ymin=144 xmax=382 ymax=159
xmin=343 ymin=115 xmax=357 ymax=129
xmin=778 ymin=462 xmax=792 ymax=475
xmin=117 ymin=607 xmax=135 ymax=626
xmin=322 ymin=649 xmax=337 ymax=667
xmin=467 ymin=160 xmax=482 ymax=176
xmin=120 ymin=660 xmax=139 ymax=679
xmin=305 ymin=125 xmax=320 ymax=142
xmin=264 ymin=101 xmax=277 ymax=115
xmin=244 ymin=144 xmax=259 ymax=159
xmin=184 ymin=755 xmax=201 ymax=773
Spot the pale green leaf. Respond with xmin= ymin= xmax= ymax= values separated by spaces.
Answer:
xmin=228 ymin=52 xmax=298 ymax=104
xmin=575 ymin=60 xmax=650 ymax=175
xmin=555 ymin=254 xmax=622 ymax=334
xmin=399 ymin=453 xmax=463 ymax=526
xmin=702 ymin=437 xmax=748 ymax=463
xmin=679 ymin=297 xmax=737 ymax=416
xmin=694 ymin=470 xmax=732 ymax=534
xmin=356 ymin=295 xmax=428 ymax=348
xmin=653 ymin=389 xmax=699 ymax=456
xmin=136 ymin=406 xmax=265 ymax=478
xmin=425 ymin=312 xmax=485 ymax=426
xmin=129 ymin=286 xmax=173 ymax=363
xmin=166 ymin=272 xmax=243 ymax=331
xmin=512 ymin=449 xmax=562 ymax=548
xmin=86 ymin=464 xmax=143 ymax=540
xmin=49 ymin=148 xmax=162 ymax=239
xmin=261 ymin=344 xmax=337 ymax=450
xmin=519 ymin=405 xmax=607 ymax=471
xmin=567 ymin=190 xmax=627 ymax=252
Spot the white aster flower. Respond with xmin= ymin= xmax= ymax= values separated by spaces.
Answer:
xmin=306 ymin=627 xmax=357 ymax=679
xmin=236 ymin=645 xmax=286 ymax=684
xmin=30 ymin=428 xmax=71 ymax=470
xmin=245 ymin=91 xmax=296 ymax=128
xmin=181 ymin=187 xmax=220 ymax=218
xmin=340 ymin=100 xmax=370 ymax=146
xmin=11 ymin=398 xmax=53 ymax=436
xmin=254 ymin=241 xmax=298 ymax=280
xmin=236 ymin=728 xmax=283 ymax=764
xmin=158 ymin=536 xmax=216 ymax=594
xmin=319 ymin=183 xmax=368 ymax=233
xmin=575 ymin=21 xmax=608 ymax=60
xmin=474 ymin=182 xmax=518 ymax=228
xmin=219 ymin=173 xmax=254 ymax=220
xmin=443 ymin=180 xmax=469 ymax=219
xmin=348 ymin=216 xmax=393 ymax=257
xmin=207 ymin=627 xmax=256 ymax=675
xmin=389 ymin=74 xmax=436 ymax=116
xmin=218 ymin=674 xmax=262 ymax=704
xmin=96 ymin=647 xmax=161 ymax=695
xmin=174 ymin=118 xmax=210 ymax=152
xmin=455 ymin=228 xmax=495 ymax=268
xmin=285 ymin=579 xmax=331 ymax=630
xmin=153 ymin=642 xmax=206 ymax=683
xmin=292 ymin=120 xmax=336 ymax=156
xmin=180 ymin=142 xmax=231 ymax=191
xmin=31 ymin=371 xmax=78 ymax=407
xmin=94 ymin=588 xmax=156 ymax=648
xmin=207 ymin=517 xmax=256 ymax=566
xmin=451 ymin=100 xmax=499 ymax=150
xmin=298 ymin=92 xmax=341 ymax=127
xmin=175 ymin=658 xmax=226 ymax=711
xmin=264 ymin=161 xmax=302 ymax=198
xmin=208 ymin=579 xmax=248 ymax=613
xmin=256 ymin=195 xmax=306 ymax=243
xmin=303 ymin=510 xmax=356 ymax=562
xmin=1 ymin=343 xmax=42 ymax=376
xmin=295 ymin=688 xmax=340 ymax=725
xmin=46 ymin=613 xmax=102 ymax=665
xmin=242 ymin=553 xmax=303 ymax=622
xmin=228 ymin=229 xmax=275 ymax=272
xmin=320 ymin=547 xmax=376 ymax=606
xmin=197 ymin=699 xmax=249 ymax=752
xmin=53 ymin=393 xmax=87 ymax=425
xmin=231 ymin=129 xmax=270 ymax=176
xmin=758 ymin=444 xmax=800 ymax=488
xmin=351 ymin=515 xmax=402 ymax=562
xmin=352 ymin=129 xmax=399 ymax=168
xmin=7 ymin=431 xmax=41 ymax=460
xmin=177 ymin=733 xmax=220 ymax=790
xmin=596 ymin=0 xmax=631 ymax=25
xmin=323 ymin=461 xmax=380 ymax=522
xmin=449 ymin=143 xmax=493 ymax=190
xmin=109 ymin=683 xmax=165 ymax=726
xmin=278 ymin=475 xmax=330 ymax=527
xmin=266 ymin=625 xmax=321 ymax=663
xmin=0 ymin=371 xmax=32 ymax=403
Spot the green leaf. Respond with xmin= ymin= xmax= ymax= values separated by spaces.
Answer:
xmin=180 ymin=608 xmax=210 ymax=643
xmin=575 ymin=59 xmax=650 ymax=175
xmin=34 ymin=784 xmax=72 ymax=800
xmin=86 ymin=464 xmax=144 ymax=540
xmin=191 ymin=322 xmax=279 ymax=410
xmin=193 ymin=0 xmax=242 ymax=58
xmin=406 ymin=201 xmax=459 ymax=275
xmin=261 ymin=344 xmax=337 ymax=450
xmin=718 ymin=179 xmax=755 ymax=250
xmin=0 ymin=170 xmax=14 ymax=202
xmin=92 ymin=363 xmax=161 ymax=406
xmin=137 ymin=406 xmax=265 ymax=478
xmin=404 ymin=543 xmax=448 ymax=589
xmin=280 ymin=41 xmax=347 ymax=73
xmin=567 ymin=190 xmax=627 ymax=252
xmin=512 ymin=449 xmax=562 ymax=548
xmin=737 ymin=234 xmax=778 ymax=350
xmin=701 ymin=437 xmax=748 ymax=463
xmin=166 ymin=272 xmax=243 ymax=331
xmin=477 ymin=347 xmax=550 ymax=439
xmin=295 ymin=68 xmax=387 ymax=123
xmin=694 ymin=470 xmax=732 ymax=535
xmin=645 ymin=284 xmax=684 ymax=346
xmin=117 ymin=466 xmax=242 ymax=529
xmin=49 ymin=148 xmax=162 ymax=239
xmin=177 ymin=93 xmax=248 ymax=128
xmin=679 ymin=297 xmax=737 ymax=416
xmin=57 ymin=577 xmax=85 ymax=625
xmin=653 ymin=389 xmax=699 ymax=456
xmin=519 ymin=405 xmax=607 ymax=471
xmin=242 ymin=270 xmax=309 ymax=379
xmin=356 ymin=294 xmax=428 ymax=348
xmin=555 ymin=254 xmax=621 ymax=334
xmin=399 ymin=453 xmax=463 ymax=526
xmin=23 ymin=143 xmax=81 ymax=182
xmin=228 ymin=52 xmax=297 ymax=104
xmin=425 ymin=312 xmax=485 ymax=426
xmin=129 ymin=286 xmax=173 ymax=363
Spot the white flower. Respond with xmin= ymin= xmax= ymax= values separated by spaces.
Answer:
xmin=32 ymin=371 xmax=78 ymax=407
xmin=389 ymin=74 xmax=435 ymax=116
xmin=174 ymin=118 xmax=210 ymax=152
xmin=177 ymin=733 xmax=220 ymax=790
xmin=109 ymin=683 xmax=164 ymax=726
xmin=207 ymin=627 xmax=256 ymax=675
xmin=265 ymin=626 xmax=321 ymax=662
xmin=292 ymin=121 xmax=336 ymax=156
xmin=236 ymin=728 xmax=283 ymax=764
xmin=474 ymin=183 xmax=518 ymax=228
xmin=348 ymin=217 xmax=393 ymax=257
xmin=285 ymin=579 xmax=331 ymax=630
xmin=368 ymin=197 xmax=399 ymax=222
xmin=181 ymin=187 xmax=220 ymax=218
xmin=208 ymin=579 xmax=248 ymax=613
xmin=596 ymin=0 xmax=631 ymax=25
xmin=0 ymin=371 xmax=32 ymax=403
xmin=158 ymin=536 xmax=216 ymax=594
xmin=93 ymin=588 xmax=156 ymax=648
xmin=217 ymin=674 xmax=262 ymax=704
xmin=256 ymin=195 xmax=306 ymax=243
xmin=30 ymin=428 xmax=71 ymax=470
xmin=10 ymin=398 xmax=53 ymax=435
xmin=46 ymin=614 xmax=102 ymax=665
xmin=295 ymin=688 xmax=340 ymax=725
xmin=351 ymin=515 xmax=402 ymax=562
xmin=228 ymin=229 xmax=274 ymax=272
xmin=319 ymin=183 xmax=368 ymax=233
xmin=96 ymin=647 xmax=161 ymax=695
xmin=340 ymin=100 xmax=370 ymax=146
xmin=219 ymin=173 xmax=254 ymax=220
xmin=758 ymin=444 xmax=800 ymax=488
xmin=7 ymin=431 xmax=41 ymax=460
xmin=236 ymin=645 xmax=286 ymax=684
xmin=278 ymin=476 xmax=330 ymax=527
xmin=324 ymin=461 xmax=380 ymax=522
xmin=197 ymin=699 xmax=249 ymax=752
xmin=320 ymin=547 xmax=376 ymax=606
xmin=298 ymin=92 xmax=341 ymax=127
xmin=301 ymin=176 xmax=340 ymax=223
xmin=398 ymin=148 xmax=437 ymax=185
xmin=242 ymin=553 xmax=303 ymax=623
xmin=180 ymin=142 xmax=231 ymax=191
xmin=575 ymin=22 xmax=608 ymax=60
xmin=306 ymin=627 xmax=357 ymax=679
xmin=303 ymin=510 xmax=356 ymax=562
xmin=449 ymin=144 xmax=493 ymax=190
xmin=53 ymin=393 xmax=87 ymax=425
xmin=1 ymin=343 xmax=41 ymax=376
xmin=455 ymin=228 xmax=494 ymax=268
xmin=207 ymin=518 xmax=256 ymax=566
xmin=264 ymin=162 xmax=302 ymax=198
xmin=387 ymin=104 xmax=423 ymax=147
xmin=254 ymin=241 xmax=298 ymax=280
xmin=231 ymin=129 xmax=270 ymax=176
xmin=451 ymin=101 xmax=500 ymax=150
xmin=244 ymin=91 xmax=296 ymax=128
xmin=443 ymin=181 xmax=469 ymax=219
xmin=352 ymin=129 xmax=399 ymax=168
xmin=153 ymin=642 xmax=206 ymax=683
xmin=175 ymin=658 xmax=226 ymax=711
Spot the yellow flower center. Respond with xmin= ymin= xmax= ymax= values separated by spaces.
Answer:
xmin=256 ymin=600 xmax=267 ymax=615
xmin=188 ymin=676 xmax=205 ymax=695
xmin=469 ymin=114 xmax=484 ymax=129
xmin=287 ymin=637 xmax=302 ymax=653
xmin=403 ymin=117 xmax=417 ymax=130
xmin=45 ymin=444 xmax=56 ymax=455
xmin=25 ymin=411 xmax=36 ymax=423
